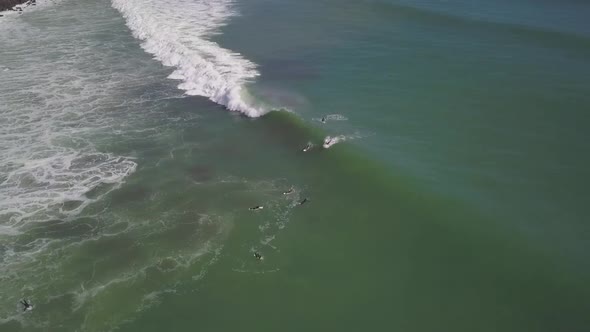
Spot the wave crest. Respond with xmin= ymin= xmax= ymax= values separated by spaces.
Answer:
xmin=112 ymin=0 xmax=265 ymax=117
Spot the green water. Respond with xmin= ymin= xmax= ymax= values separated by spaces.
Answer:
xmin=1 ymin=0 xmax=589 ymax=331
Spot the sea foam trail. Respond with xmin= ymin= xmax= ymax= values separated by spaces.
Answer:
xmin=112 ymin=0 xmax=264 ymax=117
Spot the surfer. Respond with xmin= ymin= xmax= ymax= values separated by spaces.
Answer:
xmin=302 ymin=142 xmax=313 ymax=152
xmin=254 ymin=252 xmax=263 ymax=261
xmin=298 ymin=198 xmax=309 ymax=206
xmin=283 ymin=187 xmax=294 ymax=195
xmin=323 ymin=136 xmax=337 ymax=149
xmin=20 ymin=299 xmax=32 ymax=312
xmin=320 ymin=117 xmax=326 ymax=123
xmin=249 ymin=206 xmax=264 ymax=211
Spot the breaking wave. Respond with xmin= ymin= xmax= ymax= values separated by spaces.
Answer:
xmin=112 ymin=0 xmax=265 ymax=117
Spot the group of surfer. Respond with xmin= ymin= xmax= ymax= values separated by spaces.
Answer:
xmin=249 ymin=192 xmax=309 ymax=261
xmin=17 ymin=115 xmax=337 ymax=311
xmin=251 ymin=116 xmax=341 ymax=261
xmin=249 ymin=187 xmax=310 ymax=261
xmin=302 ymin=116 xmax=340 ymax=152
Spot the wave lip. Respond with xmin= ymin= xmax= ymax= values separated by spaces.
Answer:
xmin=112 ymin=0 xmax=265 ymax=117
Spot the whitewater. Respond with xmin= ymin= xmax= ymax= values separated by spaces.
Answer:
xmin=0 ymin=6 xmax=137 ymax=232
xmin=0 ymin=1 xmax=232 ymax=328
xmin=111 ymin=0 xmax=265 ymax=117
xmin=1 ymin=0 xmax=263 ymax=233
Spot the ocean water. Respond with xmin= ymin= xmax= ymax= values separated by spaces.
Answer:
xmin=1 ymin=0 xmax=589 ymax=331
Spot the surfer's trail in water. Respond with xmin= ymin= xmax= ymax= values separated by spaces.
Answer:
xmin=111 ymin=0 xmax=265 ymax=117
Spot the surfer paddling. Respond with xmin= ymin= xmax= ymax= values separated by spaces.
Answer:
xmin=298 ymin=198 xmax=309 ymax=206
xmin=302 ymin=142 xmax=313 ymax=152
xmin=249 ymin=206 xmax=264 ymax=211
xmin=254 ymin=251 xmax=264 ymax=261
xmin=20 ymin=299 xmax=32 ymax=312
xmin=283 ymin=187 xmax=294 ymax=195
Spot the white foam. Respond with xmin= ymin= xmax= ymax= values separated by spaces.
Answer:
xmin=323 ymin=135 xmax=343 ymax=149
xmin=326 ymin=114 xmax=348 ymax=121
xmin=111 ymin=0 xmax=265 ymax=117
xmin=0 ymin=6 xmax=139 ymax=230
xmin=0 ymin=0 xmax=61 ymax=18
xmin=314 ymin=114 xmax=349 ymax=123
xmin=0 ymin=225 xmax=21 ymax=236
xmin=0 ymin=152 xmax=136 ymax=227
xmin=323 ymin=133 xmax=364 ymax=149
xmin=0 ymin=3 xmax=235 ymax=327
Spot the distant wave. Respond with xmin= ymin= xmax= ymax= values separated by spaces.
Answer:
xmin=370 ymin=0 xmax=590 ymax=46
xmin=112 ymin=0 xmax=265 ymax=117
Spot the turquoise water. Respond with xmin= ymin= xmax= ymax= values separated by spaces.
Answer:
xmin=0 ymin=0 xmax=589 ymax=331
